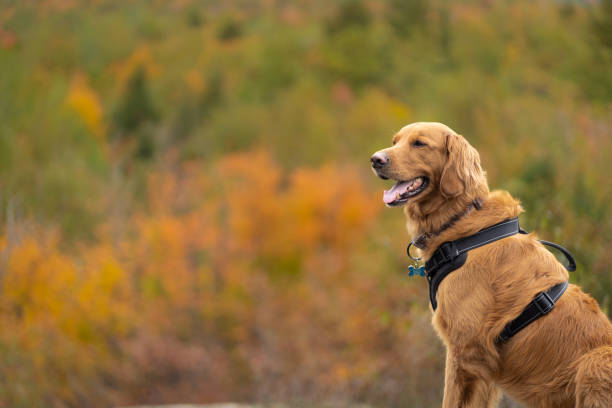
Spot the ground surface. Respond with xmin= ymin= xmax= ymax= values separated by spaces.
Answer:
xmin=121 ymin=397 xmax=523 ymax=408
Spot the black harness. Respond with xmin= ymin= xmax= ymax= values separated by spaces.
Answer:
xmin=414 ymin=217 xmax=576 ymax=343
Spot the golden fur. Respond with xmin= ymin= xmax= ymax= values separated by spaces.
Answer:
xmin=372 ymin=122 xmax=612 ymax=407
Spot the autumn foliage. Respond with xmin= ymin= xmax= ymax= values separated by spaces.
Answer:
xmin=1 ymin=0 xmax=611 ymax=406
xmin=0 ymin=152 xmax=445 ymax=407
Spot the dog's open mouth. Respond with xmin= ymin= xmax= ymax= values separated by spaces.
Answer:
xmin=383 ymin=177 xmax=429 ymax=206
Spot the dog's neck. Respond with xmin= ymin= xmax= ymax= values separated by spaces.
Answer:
xmin=411 ymin=198 xmax=483 ymax=250
xmin=404 ymin=182 xmax=490 ymax=248
xmin=406 ymin=190 xmax=523 ymax=257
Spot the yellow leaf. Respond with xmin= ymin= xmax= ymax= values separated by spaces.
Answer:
xmin=66 ymin=73 xmax=105 ymax=140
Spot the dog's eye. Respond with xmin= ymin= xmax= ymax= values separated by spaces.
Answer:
xmin=412 ymin=140 xmax=426 ymax=147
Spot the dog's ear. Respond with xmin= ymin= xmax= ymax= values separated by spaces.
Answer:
xmin=440 ymin=133 xmax=482 ymax=199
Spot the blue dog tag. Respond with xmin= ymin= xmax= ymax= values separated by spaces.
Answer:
xmin=408 ymin=265 xmax=425 ymax=277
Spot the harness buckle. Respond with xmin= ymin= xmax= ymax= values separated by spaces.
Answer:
xmin=440 ymin=242 xmax=459 ymax=260
xmin=532 ymin=291 xmax=555 ymax=315
xmin=426 ymin=242 xmax=460 ymax=272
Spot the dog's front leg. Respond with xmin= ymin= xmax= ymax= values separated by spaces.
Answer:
xmin=443 ymin=350 xmax=500 ymax=408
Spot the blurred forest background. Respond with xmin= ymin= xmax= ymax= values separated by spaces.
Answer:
xmin=0 ymin=0 xmax=611 ymax=407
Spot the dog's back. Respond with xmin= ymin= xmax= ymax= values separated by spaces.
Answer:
xmin=497 ymin=283 xmax=612 ymax=407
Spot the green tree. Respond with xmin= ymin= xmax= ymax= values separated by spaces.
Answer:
xmin=113 ymin=67 xmax=159 ymax=133
xmin=386 ymin=0 xmax=428 ymax=38
xmin=326 ymin=0 xmax=372 ymax=34
xmin=112 ymin=67 xmax=159 ymax=159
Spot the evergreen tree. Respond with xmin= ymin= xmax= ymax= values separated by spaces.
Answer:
xmin=113 ymin=67 xmax=159 ymax=134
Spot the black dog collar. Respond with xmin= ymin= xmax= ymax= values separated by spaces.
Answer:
xmin=412 ymin=198 xmax=483 ymax=250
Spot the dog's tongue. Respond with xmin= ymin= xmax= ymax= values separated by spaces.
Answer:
xmin=383 ymin=180 xmax=413 ymax=204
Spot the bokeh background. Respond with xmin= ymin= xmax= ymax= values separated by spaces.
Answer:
xmin=0 ymin=0 xmax=611 ymax=407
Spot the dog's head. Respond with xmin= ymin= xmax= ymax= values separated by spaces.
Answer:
xmin=370 ymin=122 xmax=488 ymax=214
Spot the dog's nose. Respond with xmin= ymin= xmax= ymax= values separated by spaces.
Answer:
xmin=370 ymin=151 xmax=390 ymax=168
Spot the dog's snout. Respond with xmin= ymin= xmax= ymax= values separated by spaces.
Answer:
xmin=370 ymin=151 xmax=390 ymax=168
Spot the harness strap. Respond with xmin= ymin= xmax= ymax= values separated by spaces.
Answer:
xmin=520 ymin=228 xmax=577 ymax=272
xmin=423 ymin=217 xmax=576 ymax=311
xmin=418 ymin=216 xmax=576 ymax=343
xmin=497 ymin=281 xmax=568 ymax=343
xmin=425 ymin=218 xmax=521 ymax=310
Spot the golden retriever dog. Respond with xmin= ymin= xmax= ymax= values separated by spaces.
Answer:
xmin=370 ymin=122 xmax=612 ymax=407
